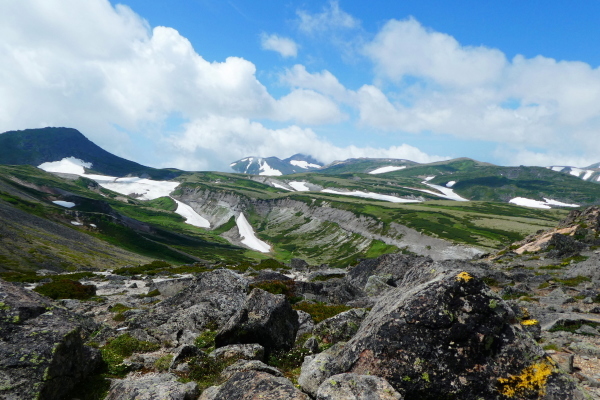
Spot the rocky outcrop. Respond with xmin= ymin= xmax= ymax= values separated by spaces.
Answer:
xmin=127 ymin=269 xmax=248 ymax=345
xmin=105 ymin=373 xmax=198 ymax=400
xmin=316 ymin=373 xmax=403 ymax=400
xmin=299 ymin=270 xmax=585 ymax=399
xmin=200 ymin=371 xmax=310 ymax=400
xmin=0 ymin=279 xmax=100 ymax=400
xmin=215 ymin=288 xmax=299 ymax=355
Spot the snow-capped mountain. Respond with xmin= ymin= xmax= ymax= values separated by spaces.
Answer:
xmin=230 ymin=154 xmax=323 ymax=176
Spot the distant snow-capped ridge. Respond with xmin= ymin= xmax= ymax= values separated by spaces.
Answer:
xmin=548 ymin=165 xmax=600 ymax=182
xmin=230 ymin=154 xmax=323 ymax=176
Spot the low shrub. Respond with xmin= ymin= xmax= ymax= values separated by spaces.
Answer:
xmin=101 ymin=334 xmax=160 ymax=377
xmin=249 ymin=280 xmax=302 ymax=304
xmin=34 ymin=279 xmax=95 ymax=300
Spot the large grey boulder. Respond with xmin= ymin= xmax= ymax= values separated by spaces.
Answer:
xmin=313 ymin=308 xmax=368 ymax=345
xmin=153 ymin=276 xmax=195 ymax=297
xmin=0 ymin=279 xmax=100 ymax=400
xmin=215 ymin=288 xmax=299 ymax=356
xmin=316 ymin=373 xmax=403 ymax=400
xmin=299 ymin=270 xmax=587 ymax=400
xmin=220 ymin=359 xmax=283 ymax=380
xmin=200 ymin=371 xmax=310 ymax=400
xmin=105 ymin=373 xmax=198 ymax=400
xmin=127 ymin=269 xmax=248 ymax=345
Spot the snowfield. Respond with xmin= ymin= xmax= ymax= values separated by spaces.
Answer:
xmin=236 ymin=213 xmax=270 ymax=253
xmin=38 ymin=157 xmax=180 ymax=200
xmin=321 ymin=189 xmax=420 ymax=203
xmin=39 ymin=157 xmax=92 ymax=175
xmin=172 ymin=198 xmax=210 ymax=228
xmin=368 ymin=166 xmax=406 ymax=175
xmin=288 ymin=181 xmax=311 ymax=191
xmin=446 ymin=181 xmax=456 ymax=188
xmin=290 ymin=160 xmax=321 ymax=169
xmin=509 ymin=197 xmax=579 ymax=209
xmin=52 ymin=200 xmax=76 ymax=208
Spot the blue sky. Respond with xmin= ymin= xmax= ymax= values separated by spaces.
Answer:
xmin=2 ymin=0 xmax=600 ymax=171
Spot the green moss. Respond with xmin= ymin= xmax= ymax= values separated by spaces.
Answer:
xmin=154 ymin=354 xmax=173 ymax=372
xmin=195 ymin=330 xmax=217 ymax=351
xmin=101 ymin=334 xmax=160 ymax=377
xmin=249 ymin=280 xmax=301 ymax=303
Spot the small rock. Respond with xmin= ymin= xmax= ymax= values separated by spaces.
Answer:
xmin=575 ymin=324 xmax=600 ymax=336
xmin=312 ymin=308 xmax=368 ymax=345
xmin=296 ymin=310 xmax=315 ymax=340
xmin=170 ymin=344 xmax=202 ymax=370
xmin=303 ymin=337 xmax=319 ymax=353
xmin=549 ymin=352 xmax=574 ymax=373
xmin=128 ymin=282 xmax=138 ymax=289
xmin=569 ymin=342 xmax=600 ymax=357
xmin=590 ymin=307 xmax=600 ymax=314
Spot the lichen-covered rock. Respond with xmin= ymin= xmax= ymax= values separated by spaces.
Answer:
xmin=200 ymin=371 xmax=309 ymax=400
xmin=0 ymin=279 xmax=100 ymax=400
xmin=300 ymin=270 xmax=586 ymax=400
xmin=346 ymin=254 xmax=433 ymax=290
xmin=153 ymin=276 xmax=195 ymax=298
xmin=105 ymin=373 xmax=198 ymax=400
xmin=296 ymin=310 xmax=315 ymax=340
xmin=316 ymin=373 xmax=403 ymax=400
xmin=220 ymin=359 xmax=283 ymax=380
xmin=313 ymin=308 xmax=368 ymax=345
xmin=210 ymin=343 xmax=264 ymax=363
xmin=364 ymin=274 xmax=394 ymax=297
xmin=298 ymin=343 xmax=347 ymax=397
xmin=127 ymin=269 xmax=248 ymax=345
xmin=215 ymin=288 xmax=299 ymax=355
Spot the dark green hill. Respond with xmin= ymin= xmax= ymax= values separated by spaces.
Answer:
xmin=0 ymin=127 xmax=181 ymax=179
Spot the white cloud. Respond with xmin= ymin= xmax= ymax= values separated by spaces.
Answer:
xmin=297 ymin=1 xmax=359 ymax=34
xmin=281 ymin=65 xmax=350 ymax=102
xmin=168 ymin=116 xmax=446 ymax=170
xmin=260 ymin=33 xmax=298 ymax=58
xmin=275 ymin=89 xmax=346 ymax=125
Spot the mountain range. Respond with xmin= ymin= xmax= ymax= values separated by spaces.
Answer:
xmin=1 ymin=127 xmax=600 ymax=273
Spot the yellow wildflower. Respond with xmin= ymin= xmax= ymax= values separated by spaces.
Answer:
xmin=456 ymin=272 xmax=473 ymax=282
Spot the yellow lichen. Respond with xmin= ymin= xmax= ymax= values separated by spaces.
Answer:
xmin=497 ymin=359 xmax=554 ymax=398
xmin=521 ymin=319 xmax=539 ymax=326
xmin=456 ymin=272 xmax=473 ymax=282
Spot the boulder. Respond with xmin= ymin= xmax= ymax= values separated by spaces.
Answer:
xmin=545 ymin=233 xmax=585 ymax=258
xmin=215 ymin=288 xmax=299 ymax=356
xmin=153 ymin=276 xmax=195 ymax=298
xmin=127 ymin=269 xmax=248 ymax=345
xmin=346 ymin=254 xmax=433 ymax=290
xmin=364 ymin=274 xmax=394 ymax=297
xmin=200 ymin=371 xmax=309 ymax=400
xmin=0 ymin=279 xmax=100 ymax=400
xmin=250 ymin=271 xmax=292 ymax=283
xmin=296 ymin=310 xmax=315 ymax=340
xmin=105 ymin=373 xmax=198 ymax=400
xmin=316 ymin=373 xmax=403 ymax=400
xmin=210 ymin=344 xmax=265 ymax=363
xmin=299 ymin=270 xmax=585 ymax=399
xmin=313 ymin=308 xmax=368 ymax=345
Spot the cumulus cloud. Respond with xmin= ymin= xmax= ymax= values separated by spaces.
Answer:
xmin=168 ymin=116 xmax=446 ymax=170
xmin=260 ymin=33 xmax=298 ymax=58
xmin=297 ymin=1 xmax=359 ymax=34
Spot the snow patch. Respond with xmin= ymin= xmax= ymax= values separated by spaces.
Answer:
xmin=52 ymin=200 xmax=76 ymax=208
xmin=90 ymin=224 xmax=97 ymax=228
xmin=424 ymin=176 xmax=435 ymax=181
xmin=39 ymin=157 xmax=92 ymax=175
xmin=509 ymin=197 xmax=579 ymax=209
xmin=551 ymin=166 xmax=566 ymax=172
xmin=172 ymin=198 xmax=210 ymax=228
xmin=446 ymin=181 xmax=456 ymax=188
xmin=290 ymin=160 xmax=321 ymax=169
xmin=569 ymin=168 xmax=584 ymax=177
xmin=39 ymin=158 xmax=180 ymax=200
xmin=407 ymin=181 xmax=469 ymax=202
xmin=258 ymin=160 xmax=283 ymax=176
xmin=321 ymin=189 xmax=421 ymax=203
xmin=71 ymin=221 xmax=83 ymax=226
xmin=289 ymin=181 xmax=310 ymax=191
xmin=543 ymin=198 xmax=580 ymax=207
xmin=236 ymin=213 xmax=270 ymax=253
xmin=368 ymin=165 xmax=406 ymax=175
xmin=272 ymin=182 xmax=292 ymax=191
xmin=97 ymin=177 xmax=179 ymax=201
xmin=582 ymin=171 xmax=594 ymax=180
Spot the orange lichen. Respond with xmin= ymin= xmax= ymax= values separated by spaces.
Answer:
xmin=456 ymin=272 xmax=473 ymax=282
xmin=497 ymin=358 xmax=554 ymax=398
